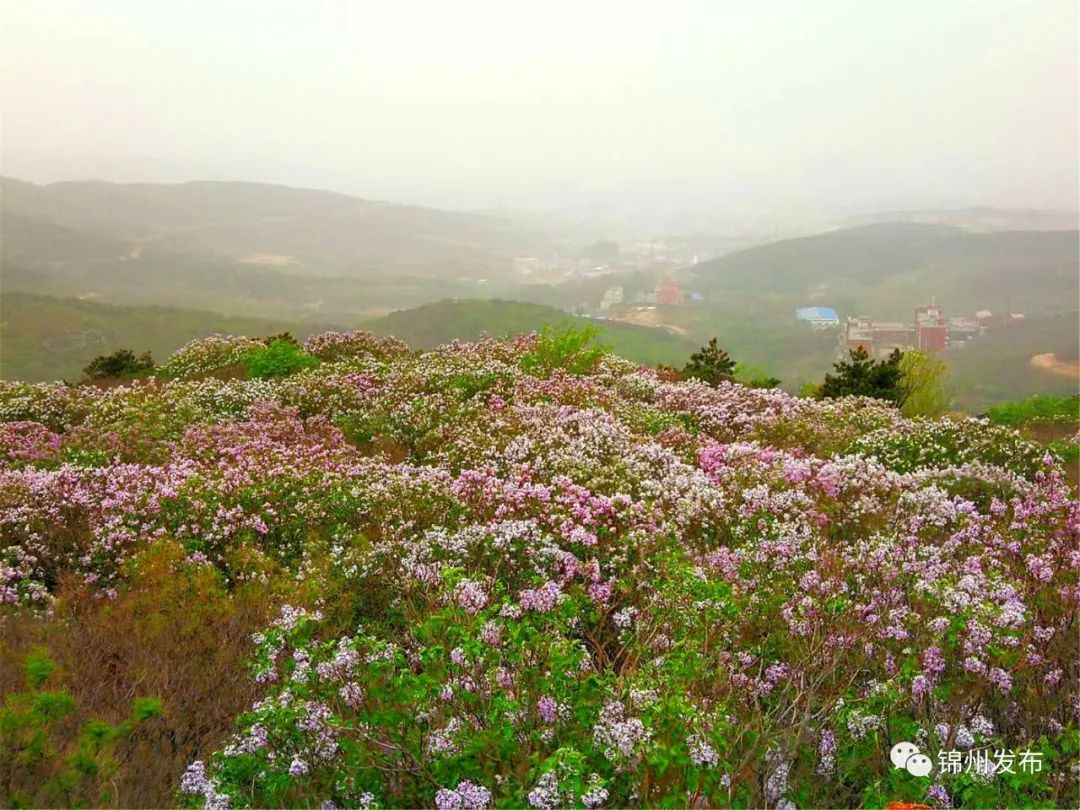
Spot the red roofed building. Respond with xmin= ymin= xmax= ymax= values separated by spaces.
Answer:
xmin=655 ymin=280 xmax=683 ymax=306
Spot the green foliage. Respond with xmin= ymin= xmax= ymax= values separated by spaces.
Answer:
xmin=897 ymin=350 xmax=951 ymax=417
xmin=520 ymin=324 xmax=608 ymax=376
xmin=0 ymin=650 xmax=162 ymax=808
xmin=23 ymin=647 xmax=57 ymax=689
xmin=1046 ymin=438 xmax=1080 ymax=467
xmin=682 ymin=338 xmax=736 ymax=386
xmin=820 ymin=347 xmax=904 ymax=404
xmin=242 ymin=339 xmax=318 ymax=379
xmin=733 ymin=362 xmax=781 ymax=389
xmin=81 ymin=349 xmax=154 ymax=381
xmin=986 ymin=395 xmax=1079 ymax=427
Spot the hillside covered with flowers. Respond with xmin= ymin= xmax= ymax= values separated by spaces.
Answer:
xmin=1 ymin=329 xmax=1076 ymax=809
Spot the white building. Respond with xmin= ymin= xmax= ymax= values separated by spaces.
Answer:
xmin=599 ymin=286 xmax=624 ymax=311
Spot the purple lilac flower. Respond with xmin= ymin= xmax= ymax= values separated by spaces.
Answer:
xmin=911 ymin=674 xmax=931 ymax=698
xmin=519 ymin=581 xmax=561 ymax=613
xmin=435 ymin=781 xmax=492 ymax=810
xmin=527 ymin=772 xmax=559 ymax=809
xmin=816 ymin=729 xmax=836 ymax=776
xmin=537 ymin=695 xmax=559 ymax=724
xmin=987 ymin=667 xmax=1013 ymax=692
xmin=926 ymin=783 xmax=952 ymax=808
xmin=480 ymin=620 xmax=502 ymax=646
xmin=339 ymin=682 xmax=363 ymax=708
xmin=580 ymin=783 xmax=609 ymax=808
xmin=687 ymin=734 xmax=719 ymax=767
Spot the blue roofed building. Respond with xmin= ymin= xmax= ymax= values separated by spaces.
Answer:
xmin=795 ymin=306 xmax=840 ymax=329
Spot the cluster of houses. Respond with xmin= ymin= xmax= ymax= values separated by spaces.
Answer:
xmin=597 ymin=280 xmax=704 ymax=312
xmin=797 ymin=303 xmax=1025 ymax=358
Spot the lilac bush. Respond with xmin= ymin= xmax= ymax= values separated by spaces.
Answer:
xmin=0 ymin=329 xmax=1076 ymax=807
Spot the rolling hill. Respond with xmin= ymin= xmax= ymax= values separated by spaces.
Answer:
xmin=0 ymin=176 xmax=549 ymax=279
xmin=0 ymin=292 xmax=338 ymax=382
xmin=363 ymin=299 xmax=698 ymax=367
xmin=842 ymin=207 xmax=1079 ymax=232
xmin=0 ymin=294 xmax=697 ymax=382
xmin=690 ymin=222 xmax=1079 ymax=320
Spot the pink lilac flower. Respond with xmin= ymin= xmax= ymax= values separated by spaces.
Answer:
xmin=455 ymin=579 xmax=488 ymax=614
xmin=519 ymin=581 xmax=561 ymax=613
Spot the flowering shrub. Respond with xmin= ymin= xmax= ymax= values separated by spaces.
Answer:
xmin=160 ymin=335 xmax=266 ymax=379
xmin=852 ymin=418 xmax=1050 ymax=478
xmin=1 ymin=329 xmax=1077 ymax=808
xmin=303 ymin=330 xmax=410 ymax=363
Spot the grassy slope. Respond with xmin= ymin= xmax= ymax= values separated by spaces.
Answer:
xmin=945 ymin=314 xmax=1080 ymax=411
xmin=364 ymin=299 xmax=697 ymax=367
xmin=0 ymin=294 xmax=696 ymax=383
xmin=690 ymin=223 xmax=1078 ymax=319
xmin=669 ymin=223 xmax=1080 ymax=391
xmin=0 ymin=292 xmax=339 ymax=382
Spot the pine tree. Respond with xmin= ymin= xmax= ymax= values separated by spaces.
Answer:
xmin=682 ymin=338 xmax=736 ymax=387
xmin=820 ymin=347 xmax=903 ymax=403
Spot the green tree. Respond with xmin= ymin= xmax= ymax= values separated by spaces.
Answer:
xmin=682 ymin=338 xmax=737 ymax=386
xmin=242 ymin=339 xmax=317 ymax=379
xmin=897 ymin=351 xmax=951 ymax=417
xmin=81 ymin=349 xmax=154 ymax=381
xmin=819 ymin=347 xmax=904 ymax=404
xmin=519 ymin=324 xmax=608 ymax=376
xmin=259 ymin=331 xmax=300 ymax=346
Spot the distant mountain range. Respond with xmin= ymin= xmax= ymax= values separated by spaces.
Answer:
xmin=1 ymin=176 xmax=566 ymax=322
xmin=841 ymin=207 xmax=1078 ymax=232
xmin=1 ymin=176 xmax=550 ymax=280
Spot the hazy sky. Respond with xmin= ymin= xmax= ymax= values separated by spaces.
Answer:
xmin=2 ymin=0 xmax=1077 ymax=220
